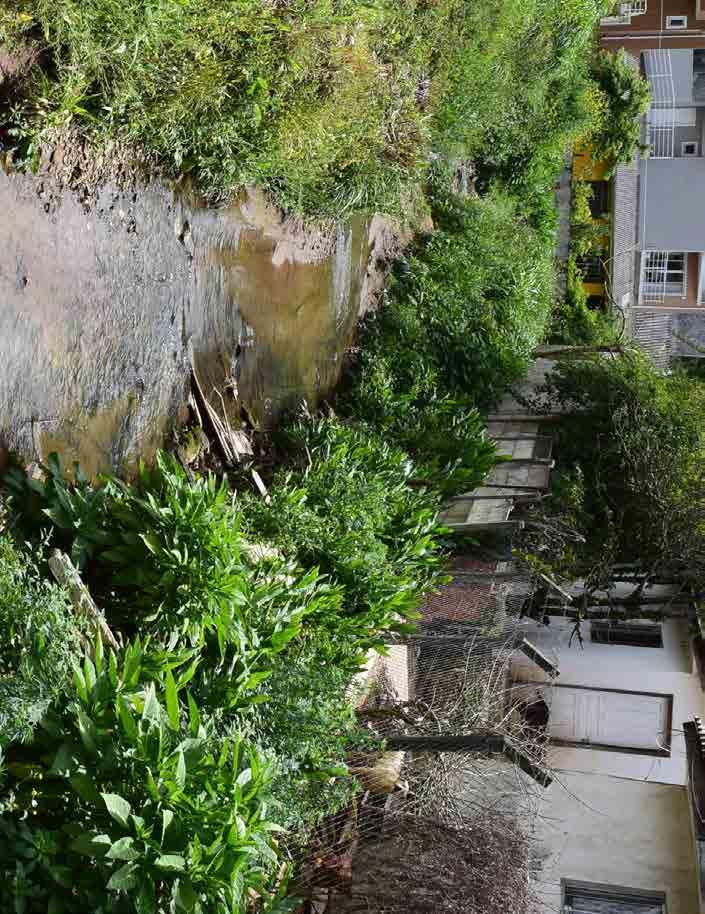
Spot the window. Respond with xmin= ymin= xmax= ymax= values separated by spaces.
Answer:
xmin=666 ymin=14 xmax=687 ymax=28
xmin=563 ymin=882 xmax=666 ymax=913
xmin=577 ymin=254 xmax=606 ymax=283
xmin=589 ymin=181 xmax=610 ymax=218
xmin=681 ymin=141 xmax=699 ymax=157
xmin=643 ymin=251 xmax=686 ymax=296
xmin=591 ymin=621 xmax=663 ymax=648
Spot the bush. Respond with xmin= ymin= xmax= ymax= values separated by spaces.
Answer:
xmin=0 ymin=532 xmax=86 ymax=745
xmin=0 ymin=454 xmax=383 ymax=912
xmin=0 ymin=0 xmax=607 ymax=214
xmin=570 ymin=181 xmax=609 ymax=259
xmin=0 ymin=638 xmax=287 ymax=914
xmin=530 ymin=352 xmax=705 ymax=574
xmin=240 ymin=419 xmax=448 ymax=659
xmin=550 ymin=255 xmax=618 ymax=346
xmin=587 ymin=49 xmax=650 ymax=174
xmin=347 ymin=189 xmax=556 ymax=419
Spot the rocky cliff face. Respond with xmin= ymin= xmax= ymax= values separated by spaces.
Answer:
xmin=0 ymin=139 xmax=404 ymax=474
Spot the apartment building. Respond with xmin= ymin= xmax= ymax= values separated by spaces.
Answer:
xmin=591 ymin=3 xmax=705 ymax=363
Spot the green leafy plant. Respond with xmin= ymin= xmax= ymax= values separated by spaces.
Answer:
xmin=346 ymin=189 xmax=556 ymax=420
xmin=587 ymin=49 xmax=650 ymax=174
xmin=1 ymin=0 xmax=607 ymax=214
xmin=0 ymin=636 xmax=286 ymax=913
xmin=241 ymin=419 xmax=447 ymax=660
xmin=550 ymin=255 xmax=618 ymax=346
xmin=3 ymin=453 xmax=115 ymax=568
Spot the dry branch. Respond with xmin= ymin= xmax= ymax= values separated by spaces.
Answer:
xmin=48 ymin=549 xmax=120 ymax=652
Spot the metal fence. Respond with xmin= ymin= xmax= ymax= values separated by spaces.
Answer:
xmin=643 ymin=51 xmax=676 ymax=159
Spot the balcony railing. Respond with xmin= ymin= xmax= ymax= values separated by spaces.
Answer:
xmin=602 ymin=0 xmax=647 ymax=21
xmin=644 ymin=50 xmax=676 ymax=158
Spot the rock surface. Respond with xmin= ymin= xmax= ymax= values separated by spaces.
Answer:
xmin=0 ymin=143 xmax=406 ymax=474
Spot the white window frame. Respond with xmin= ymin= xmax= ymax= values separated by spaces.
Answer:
xmin=666 ymin=14 xmax=688 ymax=28
xmin=681 ymin=140 xmax=699 ymax=156
xmin=562 ymin=880 xmax=667 ymax=913
xmin=641 ymin=251 xmax=688 ymax=300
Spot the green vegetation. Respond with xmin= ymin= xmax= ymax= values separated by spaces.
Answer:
xmin=587 ymin=49 xmax=650 ymax=175
xmin=0 ymin=434 xmax=450 ymax=911
xmin=240 ymin=419 xmax=450 ymax=655
xmin=529 ymin=353 xmax=705 ymax=583
xmin=1 ymin=0 xmax=606 ymax=215
xmin=346 ymin=189 xmax=557 ymax=423
xmin=0 ymin=532 xmax=87 ymax=744
xmin=550 ymin=255 xmax=618 ymax=346
xmin=0 ymin=2 xmax=650 ymax=911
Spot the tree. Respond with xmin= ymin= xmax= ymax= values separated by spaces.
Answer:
xmin=520 ymin=351 xmax=705 ymax=596
xmin=587 ymin=49 xmax=650 ymax=174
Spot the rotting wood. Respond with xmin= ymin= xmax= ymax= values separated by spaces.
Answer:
xmin=188 ymin=391 xmax=203 ymax=429
xmin=516 ymin=637 xmax=560 ymax=678
xmin=532 ymin=344 xmax=624 ymax=359
xmin=191 ymin=369 xmax=253 ymax=466
xmin=384 ymin=732 xmax=552 ymax=787
xmin=48 ymin=549 xmax=120 ymax=652
xmin=445 ymin=520 xmax=526 ymax=533
xmin=251 ymin=468 xmax=271 ymax=504
xmin=537 ymin=572 xmax=573 ymax=603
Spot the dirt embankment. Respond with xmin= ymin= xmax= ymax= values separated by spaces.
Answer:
xmin=0 ymin=114 xmax=410 ymax=476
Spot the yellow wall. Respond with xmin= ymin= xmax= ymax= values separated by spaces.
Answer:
xmin=572 ymin=140 xmax=610 ymax=298
xmin=573 ymin=140 xmax=609 ymax=182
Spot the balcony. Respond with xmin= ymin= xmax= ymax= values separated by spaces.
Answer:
xmin=601 ymin=0 xmax=646 ymax=23
xmin=644 ymin=51 xmax=676 ymax=158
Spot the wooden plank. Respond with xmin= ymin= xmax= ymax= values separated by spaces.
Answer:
xmin=386 ymin=733 xmax=506 ymax=752
xmin=386 ymin=733 xmax=552 ymax=787
xmin=486 ymin=413 xmax=561 ymax=423
xmin=445 ymin=520 xmax=526 ymax=532
xmin=516 ymin=637 xmax=560 ymax=678
xmin=48 ymin=549 xmax=120 ymax=653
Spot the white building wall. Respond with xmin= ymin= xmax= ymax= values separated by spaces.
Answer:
xmin=514 ymin=616 xmax=703 ymax=785
xmin=534 ymin=773 xmax=699 ymax=914
xmin=512 ymin=613 xmax=704 ymax=911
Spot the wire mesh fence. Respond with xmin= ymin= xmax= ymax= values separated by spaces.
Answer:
xmin=288 ymin=557 xmax=558 ymax=914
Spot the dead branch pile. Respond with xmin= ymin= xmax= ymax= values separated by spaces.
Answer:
xmin=328 ymin=812 xmax=538 ymax=914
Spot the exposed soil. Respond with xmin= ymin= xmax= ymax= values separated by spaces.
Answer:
xmin=0 ymin=134 xmax=409 ymax=475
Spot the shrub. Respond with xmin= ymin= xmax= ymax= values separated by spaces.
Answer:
xmin=240 ymin=419 xmax=448 ymax=659
xmin=0 ymin=637 xmax=287 ymax=914
xmin=550 ymin=255 xmax=618 ymax=346
xmin=529 ymin=352 xmax=705 ymax=576
xmin=5 ymin=453 xmax=345 ymax=714
xmin=587 ymin=49 xmax=650 ymax=174
xmin=347 ymin=189 xmax=556 ymax=419
xmin=570 ymin=181 xmax=609 ymax=259
xmin=0 ymin=532 xmax=86 ymax=745
xmin=0 ymin=0 xmax=607 ymax=213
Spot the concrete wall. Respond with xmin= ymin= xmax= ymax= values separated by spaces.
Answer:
xmin=514 ymin=612 xmax=702 ymax=912
xmin=640 ymin=156 xmax=705 ymax=249
xmin=534 ymin=773 xmax=699 ymax=914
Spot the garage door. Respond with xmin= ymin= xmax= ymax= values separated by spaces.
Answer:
xmin=545 ymin=686 xmax=670 ymax=753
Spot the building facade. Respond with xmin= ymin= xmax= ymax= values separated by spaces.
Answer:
xmin=513 ymin=604 xmax=705 ymax=913
xmin=594 ymin=4 xmax=705 ymax=364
